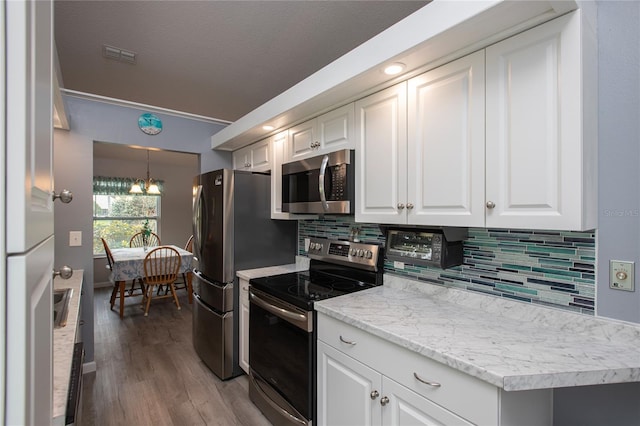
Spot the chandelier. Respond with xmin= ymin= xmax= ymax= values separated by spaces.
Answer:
xmin=130 ymin=150 xmax=161 ymax=195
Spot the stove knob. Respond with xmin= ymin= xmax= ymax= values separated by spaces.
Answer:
xmin=357 ymin=249 xmax=364 ymax=257
xmin=350 ymin=248 xmax=357 ymax=256
xmin=366 ymin=250 xmax=373 ymax=259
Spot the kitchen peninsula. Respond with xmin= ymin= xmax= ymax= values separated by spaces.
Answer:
xmin=315 ymin=274 xmax=640 ymax=425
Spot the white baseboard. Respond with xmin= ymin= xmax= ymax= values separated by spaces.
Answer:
xmin=94 ymin=281 xmax=112 ymax=289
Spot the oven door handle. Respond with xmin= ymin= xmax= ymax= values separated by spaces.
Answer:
xmin=249 ymin=290 xmax=312 ymax=331
xmin=318 ymin=154 xmax=330 ymax=212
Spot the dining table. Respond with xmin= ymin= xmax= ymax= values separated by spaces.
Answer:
xmin=110 ymin=245 xmax=194 ymax=319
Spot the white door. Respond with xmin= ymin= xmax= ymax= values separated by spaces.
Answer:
xmin=485 ymin=12 xmax=582 ymax=230
xmin=407 ymin=50 xmax=485 ymax=227
xmin=382 ymin=377 xmax=474 ymax=426
xmin=3 ymin=0 xmax=56 ymax=424
xmin=317 ymin=341 xmax=382 ymax=426
xmin=355 ymin=82 xmax=407 ymax=225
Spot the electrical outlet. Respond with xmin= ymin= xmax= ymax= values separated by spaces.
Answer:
xmin=69 ymin=231 xmax=82 ymax=247
xmin=609 ymin=260 xmax=635 ymax=291
xmin=393 ymin=261 xmax=405 ymax=270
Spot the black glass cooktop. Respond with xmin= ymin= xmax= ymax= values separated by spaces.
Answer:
xmin=249 ymin=269 xmax=378 ymax=310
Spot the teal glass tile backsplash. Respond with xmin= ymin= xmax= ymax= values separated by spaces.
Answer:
xmin=298 ymin=216 xmax=596 ymax=315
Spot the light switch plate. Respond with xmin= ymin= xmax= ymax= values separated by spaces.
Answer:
xmin=69 ymin=231 xmax=82 ymax=247
xmin=609 ymin=260 xmax=635 ymax=291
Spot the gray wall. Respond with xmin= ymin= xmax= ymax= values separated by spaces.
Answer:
xmin=596 ymin=1 xmax=640 ymax=323
xmin=53 ymin=95 xmax=231 ymax=363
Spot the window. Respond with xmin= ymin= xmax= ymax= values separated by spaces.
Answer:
xmin=93 ymin=176 xmax=162 ymax=255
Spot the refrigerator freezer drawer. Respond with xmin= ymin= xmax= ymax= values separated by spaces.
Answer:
xmin=193 ymin=270 xmax=233 ymax=313
xmin=192 ymin=295 xmax=236 ymax=380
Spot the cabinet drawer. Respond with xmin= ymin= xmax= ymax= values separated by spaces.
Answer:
xmin=318 ymin=313 xmax=498 ymax=425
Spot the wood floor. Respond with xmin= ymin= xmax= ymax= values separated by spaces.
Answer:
xmin=81 ymin=286 xmax=272 ymax=426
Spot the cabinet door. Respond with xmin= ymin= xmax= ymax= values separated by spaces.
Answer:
xmin=239 ymin=279 xmax=250 ymax=374
xmin=232 ymin=145 xmax=251 ymax=170
xmin=233 ymin=138 xmax=271 ymax=172
xmin=318 ymin=103 xmax=355 ymax=152
xmin=407 ymin=51 xmax=485 ymax=227
xmin=486 ymin=12 xmax=582 ymax=230
xmin=355 ymin=82 xmax=407 ymax=224
xmin=287 ymin=119 xmax=317 ymax=161
xmin=317 ymin=341 xmax=382 ymax=426
xmin=271 ymin=131 xmax=288 ymax=218
xmin=249 ymin=138 xmax=271 ymax=172
xmin=6 ymin=0 xmax=54 ymax=254
xmin=382 ymin=377 xmax=474 ymax=426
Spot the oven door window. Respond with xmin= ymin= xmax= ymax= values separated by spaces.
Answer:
xmin=250 ymin=302 xmax=313 ymax=420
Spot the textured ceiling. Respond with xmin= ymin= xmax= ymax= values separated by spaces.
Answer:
xmin=55 ymin=1 xmax=429 ymax=123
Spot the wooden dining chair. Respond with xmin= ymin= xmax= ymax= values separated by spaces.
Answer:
xmin=141 ymin=246 xmax=182 ymax=316
xmin=129 ymin=231 xmax=161 ymax=248
xmin=103 ymin=238 xmax=145 ymax=311
xmin=170 ymin=235 xmax=194 ymax=303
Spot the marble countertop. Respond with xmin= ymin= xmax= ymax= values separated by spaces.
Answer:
xmin=53 ymin=270 xmax=84 ymax=422
xmin=236 ymin=256 xmax=310 ymax=280
xmin=315 ymin=274 xmax=640 ymax=391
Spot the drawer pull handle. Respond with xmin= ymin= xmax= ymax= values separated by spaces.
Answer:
xmin=339 ymin=335 xmax=356 ymax=346
xmin=414 ymin=372 xmax=441 ymax=388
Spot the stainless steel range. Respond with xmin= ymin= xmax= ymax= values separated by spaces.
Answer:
xmin=248 ymin=237 xmax=384 ymax=426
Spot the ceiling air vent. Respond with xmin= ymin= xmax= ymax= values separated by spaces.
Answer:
xmin=102 ymin=44 xmax=137 ymax=64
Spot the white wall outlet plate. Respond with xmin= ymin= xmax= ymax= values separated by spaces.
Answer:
xmin=609 ymin=260 xmax=635 ymax=291
xmin=69 ymin=231 xmax=82 ymax=247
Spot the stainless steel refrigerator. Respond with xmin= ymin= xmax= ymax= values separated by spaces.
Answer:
xmin=192 ymin=169 xmax=297 ymax=380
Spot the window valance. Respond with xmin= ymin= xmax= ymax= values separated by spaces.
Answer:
xmin=93 ymin=176 xmax=164 ymax=196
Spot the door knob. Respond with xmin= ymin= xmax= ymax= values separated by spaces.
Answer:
xmin=406 ymin=203 xmax=414 ymax=210
xmin=397 ymin=203 xmax=405 ymax=210
xmin=370 ymin=390 xmax=379 ymax=400
xmin=52 ymin=189 xmax=73 ymax=203
xmin=486 ymin=201 xmax=496 ymax=209
xmin=380 ymin=396 xmax=389 ymax=406
xmin=53 ymin=266 xmax=73 ymax=280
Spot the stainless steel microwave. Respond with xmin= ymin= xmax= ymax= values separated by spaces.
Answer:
xmin=282 ymin=149 xmax=355 ymax=215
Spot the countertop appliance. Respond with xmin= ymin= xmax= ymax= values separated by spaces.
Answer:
xmin=248 ymin=237 xmax=383 ymax=426
xmin=383 ymin=226 xmax=467 ymax=269
xmin=192 ymin=169 xmax=297 ymax=380
xmin=282 ymin=149 xmax=355 ymax=215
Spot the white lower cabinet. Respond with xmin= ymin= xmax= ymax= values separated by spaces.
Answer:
xmin=239 ymin=278 xmax=250 ymax=374
xmin=317 ymin=313 xmax=552 ymax=426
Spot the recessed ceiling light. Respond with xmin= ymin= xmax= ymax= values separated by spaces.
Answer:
xmin=262 ymin=125 xmax=275 ymax=131
xmin=383 ymin=62 xmax=406 ymax=75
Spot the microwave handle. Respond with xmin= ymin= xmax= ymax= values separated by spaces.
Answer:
xmin=319 ymin=154 xmax=330 ymax=212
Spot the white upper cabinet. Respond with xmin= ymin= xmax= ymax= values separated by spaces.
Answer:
xmin=355 ymin=83 xmax=407 ymax=225
xmin=232 ymin=137 xmax=271 ymax=172
xmin=286 ymin=103 xmax=355 ymax=162
xmin=485 ymin=10 xmax=596 ymax=231
xmin=356 ymin=10 xmax=595 ymax=231
xmin=407 ymin=50 xmax=486 ymax=227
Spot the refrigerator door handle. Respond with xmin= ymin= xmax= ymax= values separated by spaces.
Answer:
xmin=193 ymin=184 xmax=203 ymax=259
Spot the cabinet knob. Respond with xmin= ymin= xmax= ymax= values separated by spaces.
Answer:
xmin=397 ymin=203 xmax=405 ymax=210
xmin=370 ymin=390 xmax=379 ymax=400
xmin=53 ymin=265 xmax=74 ymax=280
xmin=486 ymin=201 xmax=496 ymax=209
xmin=380 ymin=396 xmax=390 ymax=406
xmin=52 ymin=189 xmax=73 ymax=203
xmin=406 ymin=203 xmax=414 ymax=210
